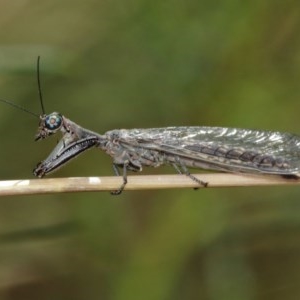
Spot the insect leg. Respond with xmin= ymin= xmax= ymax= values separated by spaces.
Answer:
xmin=33 ymin=137 xmax=98 ymax=177
xmin=173 ymin=157 xmax=208 ymax=188
xmin=111 ymin=163 xmax=128 ymax=195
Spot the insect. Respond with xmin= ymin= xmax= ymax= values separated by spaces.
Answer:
xmin=1 ymin=58 xmax=300 ymax=194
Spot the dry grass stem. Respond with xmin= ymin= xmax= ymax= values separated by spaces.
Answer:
xmin=0 ymin=173 xmax=298 ymax=196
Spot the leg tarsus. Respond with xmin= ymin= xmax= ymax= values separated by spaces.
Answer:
xmin=111 ymin=163 xmax=128 ymax=195
xmin=185 ymin=169 xmax=208 ymax=187
xmin=172 ymin=160 xmax=208 ymax=188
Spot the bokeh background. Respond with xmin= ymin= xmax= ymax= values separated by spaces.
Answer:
xmin=0 ymin=1 xmax=300 ymax=299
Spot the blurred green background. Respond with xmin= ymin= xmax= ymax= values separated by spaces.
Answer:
xmin=0 ymin=1 xmax=300 ymax=299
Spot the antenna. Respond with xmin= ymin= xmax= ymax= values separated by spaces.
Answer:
xmin=37 ymin=56 xmax=46 ymax=115
xmin=0 ymin=98 xmax=39 ymax=118
xmin=0 ymin=56 xmax=46 ymax=118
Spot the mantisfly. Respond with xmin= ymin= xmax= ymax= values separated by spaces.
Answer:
xmin=1 ymin=58 xmax=300 ymax=194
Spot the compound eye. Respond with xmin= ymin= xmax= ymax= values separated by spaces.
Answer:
xmin=44 ymin=113 xmax=63 ymax=130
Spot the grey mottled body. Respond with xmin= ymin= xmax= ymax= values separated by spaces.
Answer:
xmin=34 ymin=113 xmax=300 ymax=194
